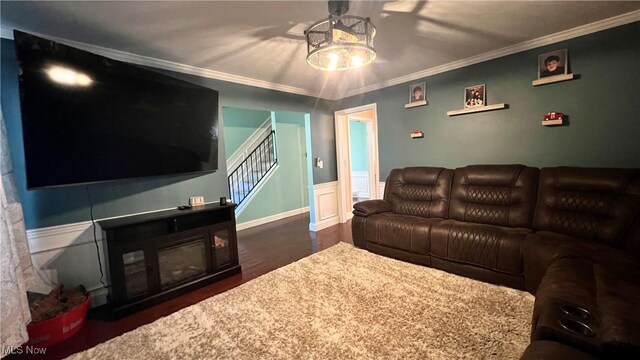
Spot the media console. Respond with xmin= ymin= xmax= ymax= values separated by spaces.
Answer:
xmin=99 ymin=203 xmax=241 ymax=318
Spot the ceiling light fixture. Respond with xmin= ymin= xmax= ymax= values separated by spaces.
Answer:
xmin=46 ymin=65 xmax=93 ymax=87
xmin=305 ymin=0 xmax=376 ymax=71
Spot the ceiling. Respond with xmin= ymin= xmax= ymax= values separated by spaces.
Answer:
xmin=2 ymin=1 xmax=639 ymax=100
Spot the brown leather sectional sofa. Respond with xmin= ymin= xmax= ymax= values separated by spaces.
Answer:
xmin=352 ymin=165 xmax=640 ymax=359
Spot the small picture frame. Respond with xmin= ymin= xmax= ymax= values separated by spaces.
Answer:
xmin=538 ymin=49 xmax=568 ymax=79
xmin=464 ymin=84 xmax=485 ymax=108
xmin=409 ymin=82 xmax=426 ymax=103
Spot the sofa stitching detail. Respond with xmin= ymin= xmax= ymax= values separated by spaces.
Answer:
xmin=446 ymin=223 xmax=453 ymax=259
xmin=409 ymin=221 xmax=416 ymax=252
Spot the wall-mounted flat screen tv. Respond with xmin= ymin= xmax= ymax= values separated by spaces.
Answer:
xmin=14 ymin=30 xmax=219 ymax=189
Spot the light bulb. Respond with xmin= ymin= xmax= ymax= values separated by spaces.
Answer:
xmin=351 ymin=56 xmax=363 ymax=67
xmin=46 ymin=66 xmax=93 ymax=86
xmin=327 ymin=53 xmax=339 ymax=71
xmin=76 ymin=74 xmax=93 ymax=86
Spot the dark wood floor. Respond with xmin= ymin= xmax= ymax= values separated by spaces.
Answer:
xmin=10 ymin=214 xmax=352 ymax=360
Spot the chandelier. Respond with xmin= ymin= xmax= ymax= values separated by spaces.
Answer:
xmin=305 ymin=0 xmax=377 ymax=71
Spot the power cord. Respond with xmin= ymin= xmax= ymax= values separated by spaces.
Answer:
xmin=86 ymin=185 xmax=106 ymax=288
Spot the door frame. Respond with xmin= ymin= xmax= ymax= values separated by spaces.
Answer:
xmin=334 ymin=103 xmax=380 ymax=223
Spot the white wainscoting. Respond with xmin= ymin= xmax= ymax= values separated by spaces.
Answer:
xmin=351 ymin=171 xmax=370 ymax=198
xmin=26 ymin=221 xmax=110 ymax=307
xmin=378 ymin=182 xmax=386 ymax=199
xmin=309 ymin=181 xmax=340 ymax=232
xmin=26 ymin=203 xmax=311 ymax=307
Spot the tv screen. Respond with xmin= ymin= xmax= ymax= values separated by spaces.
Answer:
xmin=13 ymin=30 xmax=219 ymax=189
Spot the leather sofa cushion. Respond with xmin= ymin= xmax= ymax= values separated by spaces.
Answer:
xmin=533 ymin=257 xmax=597 ymax=310
xmin=524 ymin=231 xmax=640 ymax=293
xmin=385 ymin=167 xmax=453 ymax=219
xmin=363 ymin=213 xmax=441 ymax=254
xmin=622 ymin=214 xmax=640 ymax=258
xmin=595 ymin=264 xmax=640 ymax=355
xmin=533 ymin=167 xmax=640 ymax=246
xmin=450 ymin=165 xmax=539 ymax=228
xmin=430 ymin=219 xmax=530 ymax=275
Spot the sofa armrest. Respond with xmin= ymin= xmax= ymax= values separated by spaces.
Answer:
xmin=353 ymin=200 xmax=392 ymax=217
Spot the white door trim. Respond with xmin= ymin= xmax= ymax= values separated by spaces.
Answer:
xmin=334 ymin=103 xmax=380 ymax=223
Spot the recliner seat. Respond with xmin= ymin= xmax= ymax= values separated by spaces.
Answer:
xmin=352 ymin=164 xmax=640 ymax=359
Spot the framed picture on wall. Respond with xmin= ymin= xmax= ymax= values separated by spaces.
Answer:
xmin=409 ymin=82 xmax=426 ymax=103
xmin=404 ymin=81 xmax=428 ymax=108
xmin=464 ymin=84 xmax=485 ymax=108
xmin=538 ymin=49 xmax=568 ymax=78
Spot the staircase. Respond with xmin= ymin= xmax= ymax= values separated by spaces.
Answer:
xmin=228 ymin=130 xmax=277 ymax=210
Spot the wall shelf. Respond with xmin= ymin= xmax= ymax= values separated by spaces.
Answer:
xmin=404 ymin=100 xmax=428 ymax=109
xmin=532 ymin=73 xmax=574 ymax=86
xmin=447 ymin=103 xmax=507 ymax=116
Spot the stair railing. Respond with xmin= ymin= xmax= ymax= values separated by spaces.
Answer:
xmin=228 ymin=130 xmax=277 ymax=206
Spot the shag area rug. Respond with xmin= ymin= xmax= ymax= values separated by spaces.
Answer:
xmin=69 ymin=243 xmax=534 ymax=359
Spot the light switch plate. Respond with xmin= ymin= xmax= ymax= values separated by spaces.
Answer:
xmin=189 ymin=196 xmax=205 ymax=206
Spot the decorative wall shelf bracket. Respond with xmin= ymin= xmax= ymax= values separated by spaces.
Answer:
xmin=532 ymin=73 xmax=574 ymax=86
xmin=404 ymin=100 xmax=428 ymax=109
xmin=447 ymin=103 xmax=507 ymax=116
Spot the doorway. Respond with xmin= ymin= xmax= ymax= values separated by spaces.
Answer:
xmin=334 ymin=103 xmax=379 ymax=223
xmin=222 ymin=107 xmax=311 ymax=229
xmin=349 ymin=118 xmax=371 ymax=204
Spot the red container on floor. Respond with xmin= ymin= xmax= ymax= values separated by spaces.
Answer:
xmin=27 ymin=294 xmax=91 ymax=347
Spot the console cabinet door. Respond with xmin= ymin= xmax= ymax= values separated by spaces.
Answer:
xmin=210 ymin=224 xmax=239 ymax=270
xmin=121 ymin=249 xmax=150 ymax=299
xmin=108 ymin=239 xmax=156 ymax=305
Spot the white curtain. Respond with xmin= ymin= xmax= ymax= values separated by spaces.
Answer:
xmin=0 ymin=108 xmax=35 ymax=353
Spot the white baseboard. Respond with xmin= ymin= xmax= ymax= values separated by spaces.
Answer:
xmin=88 ymin=286 xmax=110 ymax=308
xmin=236 ymin=206 xmax=309 ymax=231
xmin=309 ymin=217 xmax=341 ymax=232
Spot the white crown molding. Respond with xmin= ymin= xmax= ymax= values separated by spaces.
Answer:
xmin=341 ymin=10 xmax=640 ymax=99
xmin=0 ymin=25 xmax=319 ymax=99
xmin=3 ymin=9 xmax=639 ymax=101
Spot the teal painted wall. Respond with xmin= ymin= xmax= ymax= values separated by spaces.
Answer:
xmin=222 ymin=107 xmax=271 ymax=157
xmin=334 ymin=23 xmax=640 ymax=181
xmin=1 ymin=38 xmax=336 ymax=229
xmin=237 ymin=111 xmax=309 ymax=223
xmin=3 ymin=22 xmax=639 ymax=230
xmin=349 ymin=121 xmax=369 ymax=172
